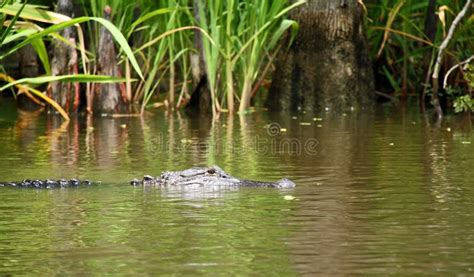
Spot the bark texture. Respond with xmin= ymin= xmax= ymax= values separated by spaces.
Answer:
xmin=49 ymin=0 xmax=79 ymax=113
xmin=186 ymin=0 xmax=212 ymax=113
xmin=268 ymin=0 xmax=374 ymax=113
xmin=93 ymin=6 xmax=127 ymax=114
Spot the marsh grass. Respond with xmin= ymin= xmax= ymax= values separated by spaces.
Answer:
xmin=5 ymin=0 xmax=470 ymax=116
xmin=197 ymin=0 xmax=304 ymax=114
xmin=78 ymin=0 xmax=303 ymax=115
xmin=0 ymin=2 xmax=141 ymax=120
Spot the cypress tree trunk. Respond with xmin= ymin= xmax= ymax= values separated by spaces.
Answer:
xmin=49 ymin=0 xmax=79 ymax=113
xmin=421 ymin=0 xmax=438 ymax=106
xmin=186 ymin=0 xmax=212 ymax=113
xmin=16 ymin=45 xmax=41 ymax=111
xmin=268 ymin=0 xmax=374 ymax=113
xmin=93 ymin=6 xmax=127 ymax=114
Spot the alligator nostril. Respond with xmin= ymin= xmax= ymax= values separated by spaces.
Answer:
xmin=207 ymin=168 xmax=216 ymax=175
xmin=130 ymin=179 xmax=140 ymax=186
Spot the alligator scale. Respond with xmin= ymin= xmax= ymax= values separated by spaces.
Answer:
xmin=0 ymin=166 xmax=296 ymax=189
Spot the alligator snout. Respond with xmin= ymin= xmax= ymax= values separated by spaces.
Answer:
xmin=274 ymin=178 xmax=296 ymax=188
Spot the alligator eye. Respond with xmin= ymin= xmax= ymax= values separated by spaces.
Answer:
xmin=207 ymin=168 xmax=216 ymax=175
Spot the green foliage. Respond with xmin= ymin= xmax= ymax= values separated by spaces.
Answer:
xmin=0 ymin=2 xmax=143 ymax=120
xmin=453 ymin=94 xmax=473 ymax=113
xmin=197 ymin=0 xmax=304 ymax=113
xmin=467 ymin=64 xmax=474 ymax=89
xmin=452 ymin=64 xmax=474 ymax=113
xmin=367 ymin=0 xmax=474 ymax=111
xmin=79 ymin=0 xmax=193 ymax=112
xmin=0 ymin=74 xmax=128 ymax=91
xmin=77 ymin=0 xmax=303 ymax=114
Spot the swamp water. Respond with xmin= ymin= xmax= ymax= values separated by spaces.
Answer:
xmin=0 ymin=101 xmax=473 ymax=275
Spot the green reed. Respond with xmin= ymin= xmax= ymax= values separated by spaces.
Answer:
xmin=0 ymin=2 xmax=140 ymax=120
xmin=197 ymin=0 xmax=304 ymax=114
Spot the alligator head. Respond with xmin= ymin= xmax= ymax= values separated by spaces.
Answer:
xmin=132 ymin=166 xmax=296 ymax=188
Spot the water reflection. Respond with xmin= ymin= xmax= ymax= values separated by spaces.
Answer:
xmin=0 ymin=106 xmax=473 ymax=275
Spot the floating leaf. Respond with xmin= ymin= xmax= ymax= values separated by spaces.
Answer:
xmin=284 ymin=195 xmax=296 ymax=201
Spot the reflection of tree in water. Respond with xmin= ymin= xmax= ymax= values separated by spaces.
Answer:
xmin=14 ymin=109 xmax=44 ymax=153
xmin=278 ymin=113 xmax=377 ymax=275
xmin=47 ymin=115 xmax=79 ymax=166
xmin=8 ymin=110 xmax=133 ymax=180
xmin=90 ymin=116 xmax=129 ymax=169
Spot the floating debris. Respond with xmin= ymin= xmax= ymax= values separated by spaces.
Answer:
xmin=313 ymin=117 xmax=323 ymax=121
xmin=389 ymin=142 xmax=395 ymax=146
xmin=152 ymin=102 xmax=165 ymax=108
xmin=299 ymin=122 xmax=311 ymax=126
xmin=284 ymin=195 xmax=296 ymax=201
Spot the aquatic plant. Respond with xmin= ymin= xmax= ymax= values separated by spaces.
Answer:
xmin=196 ymin=0 xmax=304 ymax=114
xmin=78 ymin=0 xmax=304 ymax=115
xmin=79 ymin=0 xmax=194 ymax=114
xmin=367 ymin=0 xmax=473 ymax=114
xmin=0 ymin=2 xmax=143 ymax=120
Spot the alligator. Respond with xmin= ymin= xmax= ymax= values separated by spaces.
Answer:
xmin=0 ymin=166 xmax=296 ymax=189
xmin=131 ymin=166 xmax=296 ymax=188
